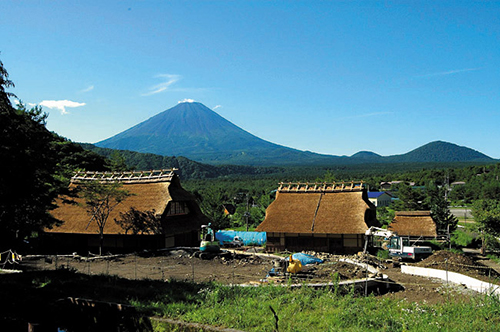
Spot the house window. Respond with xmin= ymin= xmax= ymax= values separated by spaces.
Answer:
xmin=166 ymin=201 xmax=190 ymax=216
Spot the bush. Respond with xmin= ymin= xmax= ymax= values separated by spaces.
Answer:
xmin=451 ymin=228 xmax=479 ymax=248
xmin=376 ymin=249 xmax=390 ymax=260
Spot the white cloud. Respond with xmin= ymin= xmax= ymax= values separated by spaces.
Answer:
xmin=39 ymin=100 xmax=86 ymax=115
xmin=337 ymin=111 xmax=393 ymax=121
xmin=178 ymin=99 xmax=196 ymax=103
xmin=142 ymin=74 xmax=181 ymax=96
xmin=80 ymin=85 xmax=94 ymax=93
xmin=213 ymin=105 xmax=222 ymax=110
xmin=417 ymin=68 xmax=482 ymax=78
xmin=14 ymin=100 xmax=37 ymax=108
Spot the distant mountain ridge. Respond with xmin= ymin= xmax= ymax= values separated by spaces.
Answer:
xmin=385 ymin=141 xmax=491 ymax=163
xmin=95 ymin=102 xmax=494 ymax=166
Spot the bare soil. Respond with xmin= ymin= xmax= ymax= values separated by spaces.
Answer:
xmin=18 ymin=249 xmax=500 ymax=305
xmin=415 ymin=250 xmax=500 ymax=282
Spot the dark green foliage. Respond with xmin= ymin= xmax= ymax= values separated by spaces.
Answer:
xmin=52 ymin=135 xmax=109 ymax=173
xmin=450 ymin=227 xmax=477 ymax=248
xmin=80 ymin=143 xmax=287 ymax=180
xmin=427 ymin=183 xmax=458 ymax=233
xmin=0 ymin=100 xmax=62 ymax=249
xmin=0 ymin=56 xmax=15 ymax=103
xmin=184 ymin=178 xmax=277 ymax=229
xmin=391 ymin=183 xmax=427 ymax=211
xmin=376 ymin=207 xmax=394 ymax=227
xmin=107 ymin=150 xmax=129 ymax=172
xmin=191 ymin=186 xmax=230 ymax=230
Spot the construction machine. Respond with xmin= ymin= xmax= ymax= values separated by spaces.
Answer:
xmin=222 ymin=236 xmax=244 ymax=248
xmin=364 ymin=227 xmax=432 ymax=260
xmin=200 ymin=223 xmax=220 ymax=253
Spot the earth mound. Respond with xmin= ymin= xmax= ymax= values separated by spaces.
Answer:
xmin=416 ymin=250 xmax=500 ymax=281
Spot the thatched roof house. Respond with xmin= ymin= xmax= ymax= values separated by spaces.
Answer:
xmin=256 ymin=182 xmax=379 ymax=254
xmin=44 ymin=169 xmax=209 ymax=253
xmin=388 ymin=211 xmax=437 ymax=238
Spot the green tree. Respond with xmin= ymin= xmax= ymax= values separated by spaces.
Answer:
xmin=376 ymin=206 xmax=394 ymax=227
xmin=391 ymin=183 xmax=427 ymax=211
xmin=0 ymin=62 xmax=63 ymax=248
xmin=471 ymin=199 xmax=500 ymax=254
xmin=427 ymin=183 xmax=458 ymax=235
xmin=194 ymin=187 xmax=230 ymax=230
xmin=107 ymin=151 xmax=129 ymax=172
xmin=78 ymin=181 xmax=131 ymax=255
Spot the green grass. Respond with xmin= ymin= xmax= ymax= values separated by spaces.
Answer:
xmin=141 ymin=282 xmax=500 ymax=332
xmin=487 ymin=254 xmax=500 ymax=264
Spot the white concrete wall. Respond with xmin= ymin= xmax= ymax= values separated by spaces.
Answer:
xmin=401 ymin=265 xmax=500 ymax=296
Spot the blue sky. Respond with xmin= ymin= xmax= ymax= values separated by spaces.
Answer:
xmin=1 ymin=1 xmax=499 ymax=158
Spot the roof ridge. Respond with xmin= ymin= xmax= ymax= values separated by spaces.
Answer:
xmin=71 ymin=169 xmax=178 ymax=184
xmin=277 ymin=181 xmax=365 ymax=193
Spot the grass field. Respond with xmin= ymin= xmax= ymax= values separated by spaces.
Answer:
xmin=2 ymin=259 xmax=500 ymax=331
xmin=144 ymin=281 xmax=500 ymax=331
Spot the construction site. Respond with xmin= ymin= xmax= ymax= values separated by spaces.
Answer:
xmin=13 ymin=245 xmax=500 ymax=305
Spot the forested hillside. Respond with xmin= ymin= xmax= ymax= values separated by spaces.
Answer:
xmin=80 ymin=143 xmax=287 ymax=180
xmin=80 ymin=143 xmax=498 ymax=181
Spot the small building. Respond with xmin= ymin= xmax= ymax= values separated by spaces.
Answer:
xmin=223 ymin=204 xmax=236 ymax=216
xmin=380 ymin=181 xmax=415 ymax=191
xmin=255 ymin=181 xmax=379 ymax=254
xmin=380 ymin=182 xmax=392 ymax=191
xmin=367 ymin=192 xmax=393 ymax=207
xmin=388 ymin=211 xmax=437 ymax=238
xmin=43 ymin=169 xmax=209 ymax=253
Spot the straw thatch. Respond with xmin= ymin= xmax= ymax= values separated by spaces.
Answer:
xmin=388 ymin=211 xmax=437 ymax=237
xmin=256 ymin=187 xmax=378 ymax=235
xmin=48 ymin=171 xmax=208 ymax=236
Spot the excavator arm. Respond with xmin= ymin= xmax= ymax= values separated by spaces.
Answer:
xmin=363 ymin=227 xmax=396 ymax=254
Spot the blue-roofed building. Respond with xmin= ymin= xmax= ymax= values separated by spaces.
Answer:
xmin=367 ymin=192 xmax=393 ymax=207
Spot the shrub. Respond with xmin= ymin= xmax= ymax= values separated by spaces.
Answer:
xmin=376 ymin=249 xmax=390 ymax=260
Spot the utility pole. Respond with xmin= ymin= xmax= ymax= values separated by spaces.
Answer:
xmin=244 ymin=194 xmax=250 ymax=231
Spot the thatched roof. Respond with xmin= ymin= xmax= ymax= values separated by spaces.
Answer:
xmin=256 ymin=182 xmax=378 ymax=234
xmin=388 ymin=211 xmax=437 ymax=237
xmin=48 ymin=170 xmax=206 ymax=235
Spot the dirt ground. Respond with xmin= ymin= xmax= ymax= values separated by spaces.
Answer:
xmin=18 ymin=248 xmax=500 ymax=305
xmin=382 ymin=250 xmax=500 ymax=304
xmin=416 ymin=250 xmax=500 ymax=282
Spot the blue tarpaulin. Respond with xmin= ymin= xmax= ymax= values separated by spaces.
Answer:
xmin=215 ymin=230 xmax=267 ymax=246
xmin=291 ymin=253 xmax=324 ymax=265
